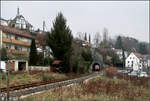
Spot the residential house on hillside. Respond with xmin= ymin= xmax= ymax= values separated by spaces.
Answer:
xmin=143 ymin=55 xmax=150 ymax=68
xmin=4 ymin=8 xmax=33 ymax=32
xmin=113 ymin=49 xmax=128 ymax=60
xmin=125 ymin=52 xmax=144 ymax=71
xmin=0 ymin=18 xmax=9 ymax=26
xmin=35 ymin=32 xmax=53 ymax=58
xmin=0 ymin=25 xmax=34 ymax=71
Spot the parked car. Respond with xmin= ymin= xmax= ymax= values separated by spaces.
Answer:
xmin=138 ymin=72 xmax=148 ymax=77
xmin=128 ymin=71 xmax=138 ymax=76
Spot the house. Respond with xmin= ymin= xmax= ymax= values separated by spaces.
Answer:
xmin=82 ymin=40 xmax=90 ymax=47
xmin=143 ymin=55 xmax=150 ymax=68
xmin=7 ymin=8 xmax=33 ymax=32
xmin=125 ymin=52 xmax=144 ymax=71
xmin=0 ymin=25 xmax=34 ymax=71
xmin=35 ymin=32 xmax=53 ymax=58
xmin=0 ymin=18 xmax=9 ymax=26
xmin=113 ymin=49 xmax=128 ymax=60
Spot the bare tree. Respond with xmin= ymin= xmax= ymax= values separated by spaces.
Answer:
xmin=93 ymin=32 xmax=101 ymax=48
xmin=77 ymin=32 xmax=84 ymax=41
xmin=103 ymin=27 xmax=108 ymax=44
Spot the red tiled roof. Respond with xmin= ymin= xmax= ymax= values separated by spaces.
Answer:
xmin=133 ymin=52 xmax=143 ymax=58
xmin=35 ymin=33 xmax=47 ymax=46
xmin=0 ymin=25 xmax=34 ymax=39
xmin=52 ymin=60 xmax=62 ymax=65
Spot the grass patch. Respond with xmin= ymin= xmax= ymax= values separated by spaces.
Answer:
xmin=1 ymin=72 xmax=67 ymax=88
xmin=22 ymin=75 xmax=149 ymax=101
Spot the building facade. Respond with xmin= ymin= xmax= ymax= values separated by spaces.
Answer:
xmin=114 ymin=49 xmax=128 ymax=60
xmin=125 ymin=52 xmax=143 ymax=71
xmin=0 ymin=25 xmax=33 ymax=71
xmin=0 ymin=18 xmax=8 ymax=26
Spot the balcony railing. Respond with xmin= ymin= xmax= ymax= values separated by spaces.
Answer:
xmin=7 ymin=49 xmax=27 ymax=55
xmin=2 ymin=37 xmax=31 ymax=47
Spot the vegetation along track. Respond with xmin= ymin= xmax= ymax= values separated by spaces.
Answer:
xmin=1 ymin=72 xmax=98 ymax=92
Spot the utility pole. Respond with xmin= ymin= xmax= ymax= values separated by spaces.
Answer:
xmin=0 ymin=65 xmax=1 ymax=101
xmin=149 ymin=15 xmax=150 ymax=101
xmin=0 ymin=30 xmax=2 ymax=101
xmin=6 ymin=60 xmax=10 ymax=101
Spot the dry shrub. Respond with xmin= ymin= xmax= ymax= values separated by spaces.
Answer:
xmin=104 ymin=67 xmax=118 ymax=78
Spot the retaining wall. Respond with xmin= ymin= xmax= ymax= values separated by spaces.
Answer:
xmin=29 ymin=66 xmax=50 ymax=71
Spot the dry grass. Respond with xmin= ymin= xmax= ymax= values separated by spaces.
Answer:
xmin=1 ymin=72 xmax=67 ymax=88
xmin=22 ymin=75 xmax=149 ymax=101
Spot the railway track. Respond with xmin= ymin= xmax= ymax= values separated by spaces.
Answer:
xmin=1 ymin=73 xmax=91 ymax=92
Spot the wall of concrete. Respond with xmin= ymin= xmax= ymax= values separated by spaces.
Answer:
xmin=29 ymin=66 xmax=50 ymax=71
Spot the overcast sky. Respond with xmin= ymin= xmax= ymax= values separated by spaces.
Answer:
xmin=1 ymin=1 xmax=149 ymax=42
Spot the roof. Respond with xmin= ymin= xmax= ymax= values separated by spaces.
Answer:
xmin=52 ymin=60 xmax=62 ymax=65
xmin=133 ymin=52 xmax=143 ymax=58
xmin=0 ymin=18 xmax=8 ymax=22
xmin=0 ymin=25 xmax=34 ymax=39
xmin=35 ymin=33 xmax=47 ymax=46
xmin=13 ymin=15 xmax=33 ymax=27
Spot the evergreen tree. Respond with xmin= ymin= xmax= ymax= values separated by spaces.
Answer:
xmin=89 ymin=34 xmax=91 ymax=44
xmin=0 ymin=48 xmax=8 ymax=61
xmin=84 ymin=33 xmax=87 ymax=41
xmin=29 ymin=39 xmax=37 ymax=66
xmin=115 ymin=36 xmax=122 ymax=49
xmin=122 ymin=48 xmax=125 ymax=68
xmin=138 ymin=42 xmax=147 ymax=54
xmin=46 ymin=12 xmax=73 ymax=73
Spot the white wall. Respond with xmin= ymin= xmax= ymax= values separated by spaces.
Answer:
xmin=29 ymin=66 xmax=50 ymax=71
xmin=125 ymin=53 xmax=142 ymax=71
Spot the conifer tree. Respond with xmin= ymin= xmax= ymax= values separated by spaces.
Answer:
xmin=84 ymin=33 xmax=87 ymax=41
xmin=29 ymin=39 xmax=37 ymax=66
xmin=115 ymin=36 xmax=122 ymax=49
xmin=46 ymin=12 xmax=73 ymax=73
xmin=89 ymin=34 xmax=91 ymax=44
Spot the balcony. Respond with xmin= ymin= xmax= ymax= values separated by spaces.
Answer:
xmin=7 ymin=49 xmax=27 ymax=55
xmin=2 ymin=37 xmax=31 ymax=47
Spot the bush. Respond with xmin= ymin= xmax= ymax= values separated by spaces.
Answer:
xmin=104 ymin=67 xmax=118 ymax=78
xmin=78 ymin=67 xmax=85 ymax=74
xmin=42 ymin=74 xmax=55 ymax=82
xmin=72 ymin=58 xmax=79 ymax=73
xmin=81 ymin=48 xmax=93 ymax=62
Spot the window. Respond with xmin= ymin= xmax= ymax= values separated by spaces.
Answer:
xmin=18 ymin=37 xmax=22 ymax=41
xmin=132 ymin=61 xmax=133 ymax=64
xmin=15 ymin=46 xmax=22 ymax=51
xmin=15 ymin=46 xmax=18 ymax=50
xmin=27 ymin=39 xmax=31 ymax=43
xmin=15 ymin=36 xmax=22 ymax=40
xmin=128 ymin=61 xmax=130 ymax=63
xmin=6 ymin=44 xmax=11 ymax=49
xmin=131 ymin=64 xmax=133 ymax=67
xmin=130 ymin=57 xmax=132 ymax=59
xmin=6 ymin=34 xmax=11 ymax=39
xmin=27 ymin=48 xmax=30 ymax=52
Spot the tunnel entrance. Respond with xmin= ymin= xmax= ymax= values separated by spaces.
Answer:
xmin=92 ymin=62 xmax=101 ymax=71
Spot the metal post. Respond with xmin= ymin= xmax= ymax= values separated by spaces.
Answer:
xmin=6 ymin=61 xmax=10 ymax=101
xmin=0 ymin=68 xmax=1 ymax=101
xmin=0 ymin=40 xmax=1 ymax=101
xmin=149 ymin=12 xmax=150 ymax=101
